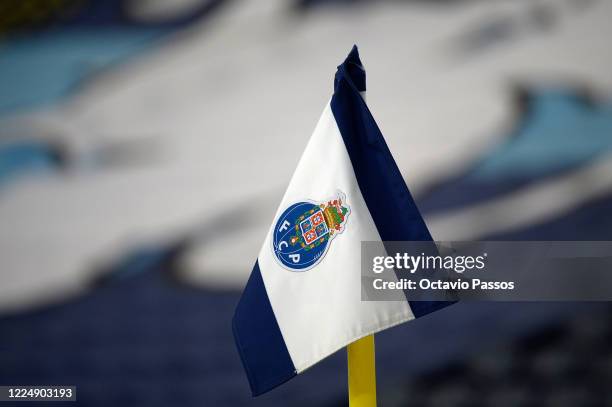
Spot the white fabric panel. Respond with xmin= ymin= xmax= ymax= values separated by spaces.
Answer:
xmin=257 ymin=103 xmax=414 ymax=373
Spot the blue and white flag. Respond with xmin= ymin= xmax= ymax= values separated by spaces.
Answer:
xmin=233 ymin=46 xmax=450 ymax=396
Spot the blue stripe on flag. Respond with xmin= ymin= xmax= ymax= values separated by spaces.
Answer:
xmin=330 ymin=45 xmax=453 ymax=318
xmin=232 ymin=261 xmax=296 ymax=395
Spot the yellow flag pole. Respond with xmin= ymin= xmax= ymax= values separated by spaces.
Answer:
xmin=347 ymin=334 xmax=377 ymax=407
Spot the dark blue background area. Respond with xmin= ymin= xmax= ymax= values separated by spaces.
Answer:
xmin=0 ymin=269 xmax=345 ymax=406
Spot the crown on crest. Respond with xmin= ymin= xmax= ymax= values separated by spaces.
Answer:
xmin=321 ymin=197 xmax=349 ymax=233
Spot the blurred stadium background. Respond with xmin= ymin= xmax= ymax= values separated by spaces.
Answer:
xmin=1 ymin=0 xmax=612 ymax=405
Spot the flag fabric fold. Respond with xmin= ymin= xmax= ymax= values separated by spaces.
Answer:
xmin=233 ymin=45 xmax=451 ymax=396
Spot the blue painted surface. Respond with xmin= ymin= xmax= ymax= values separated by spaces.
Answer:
xmin=419 ymin=89 xmax=612 ymax=214
xmin=0 ymin=140 xmax=62 ymax=187
xmin=0 ymin=27 xmax=167 ymax=115
xmin=474 ymin=90 xmax=612 ymax=180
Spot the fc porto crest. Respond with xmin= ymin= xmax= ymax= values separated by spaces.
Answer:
xmin=272 ymin=192 xmax=350 ymax=271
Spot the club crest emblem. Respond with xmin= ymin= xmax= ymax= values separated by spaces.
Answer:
xmin=272 ymin=192 xmax=350 ymax=271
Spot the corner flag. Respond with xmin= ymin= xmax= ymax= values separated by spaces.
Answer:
xmin=233 ymin=46 xmax=451 ymax=396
